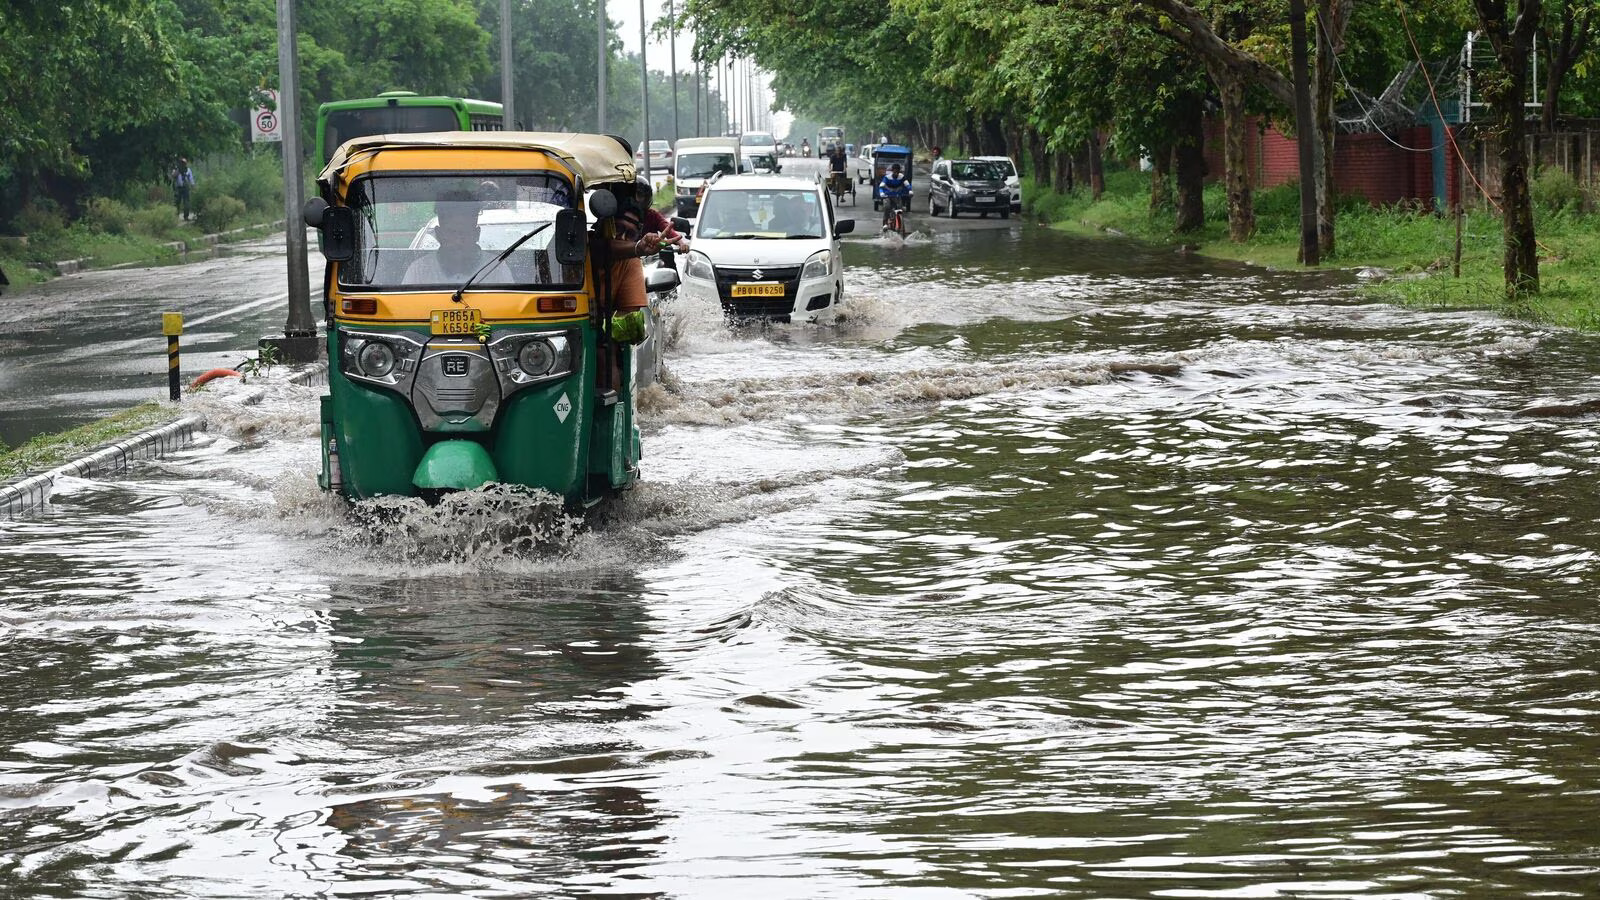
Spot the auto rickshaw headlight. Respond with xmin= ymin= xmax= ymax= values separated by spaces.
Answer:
xmin=357 ymin=341 xmax=396 ymax=378
xmin=517 ymin=340 xmax=556 ymax=376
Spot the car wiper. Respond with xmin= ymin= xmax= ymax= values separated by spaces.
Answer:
xmin=785 ymin=234 xmax=822 ymax=239
xmin=450 ymin=222 xmax=553 ymax=304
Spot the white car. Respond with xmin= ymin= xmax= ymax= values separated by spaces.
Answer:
xmin=681 ymin=174 xmax=856 ymax=322
xmin=739 ymin=130 xmax=780 ymax=161
xmin=974 ymin=155 xmax=1022 ymax=212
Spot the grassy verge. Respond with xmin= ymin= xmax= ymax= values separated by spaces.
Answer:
xmin=0 ymin=403 xmax=183 ymax=482
xmin=1 ymin=151 xmax=288 ymax=289
xmin=1025 ymin=167 xmax=1600 ymax=330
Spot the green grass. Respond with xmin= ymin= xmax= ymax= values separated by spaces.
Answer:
xmin=0 ymin=403 xmax=183 ymax=482
xmin=1027 ymin=167 xmax=1600 ymax=330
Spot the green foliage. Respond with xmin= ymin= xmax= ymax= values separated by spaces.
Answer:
xmin=195 ymin=153 xmax=283 ymax=216
xmin=82 ymin=197 xmax=135 ymax=235
xmin=195 ymin=194 xmax=247 ymax=233
xmin=1531 ymin=167 xmax=1586 ymax=213
xmin=131 ymin=206 xmax=182 ymax=240
xmin=14 ymin=200 xmax=67 ymax=238
xmin=0 ymin=403 xmax=181 ymax=482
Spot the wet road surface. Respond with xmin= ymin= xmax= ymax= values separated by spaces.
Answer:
xmin=4 ymin=215 xmax=1600 ymax=897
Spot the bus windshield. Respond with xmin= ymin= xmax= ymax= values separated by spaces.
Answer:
xmin=322 ymin=107 xmax=460 ymax=162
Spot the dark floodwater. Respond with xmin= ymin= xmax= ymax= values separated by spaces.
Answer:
xmin=4 ymin=220 xmax=1600 ymax=897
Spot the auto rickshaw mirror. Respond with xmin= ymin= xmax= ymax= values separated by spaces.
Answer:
xmin=322 ymin=206 xmax=356 ymax=262
xmin=588 ymin=190 xmax=618 ymax=219
xmin=552 ymin=208 xmax=587 ymax=266
xmin=302 ymin=197 xmax=328 ymax=227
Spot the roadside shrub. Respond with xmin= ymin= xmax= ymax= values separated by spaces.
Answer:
xmin=82 ymin=197 xmax=133 ymax=235
xmin=196 ymin=153 xmax=282 ymax=216
xmin=195 ymin=195 xmax=247 ymax=234
xmin=14 ymin=199 xmax=66 ymax=238
xmin=1532 ymin=167 xmax=1584 ymax=213
xmin=130 ymin=206 xmax=179 ymax=240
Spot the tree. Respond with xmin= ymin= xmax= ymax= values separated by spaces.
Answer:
xmin=1470 ymin=0 xmax=1541 ymax=298
xmin=1539 ymin=0 xmax=1599 ymax=130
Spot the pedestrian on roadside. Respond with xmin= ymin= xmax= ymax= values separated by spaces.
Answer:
xmin=172 ymin=158 xmax=196 ymax=222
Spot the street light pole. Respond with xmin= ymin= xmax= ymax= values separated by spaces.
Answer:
xmin=597 ymin=0 xmax=607 ymax=131
xmin=639 ymin=0 xmax=649 ymax=175
xmin=500 ymin=0 xmax=515 ymax=129
xmin=669 ymin=0 xmax=679 ymax=143
xmin=262 ymin=0 xmax=318 ymax=364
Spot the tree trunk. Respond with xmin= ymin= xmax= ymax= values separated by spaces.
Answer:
xmin=1474 ymin=0 xmax=1541 ymax=298
xmin=1029 ymin=129 xmax=1048 ymax=185
xmin=1149 ymin=148 xmax=1172 ymax=215
xmin=1313 ymin=0 xmax=1346 ymax=255
xmin=1174 ymin=91 xmax=1206 ymax=232
xmin=1217 ymin=70 xmax=1255 ymax=240
xmin=1087 ymin=133 xmax=1105 ymax=201
xmin=1541 ymin=60 xmax=1569 ymax=131
xmin=1055 ymin=149 xmax=1073 ymax=193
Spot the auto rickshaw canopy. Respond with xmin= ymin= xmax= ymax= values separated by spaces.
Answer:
xmin=318 ymin=131 xmax=639 ymax=191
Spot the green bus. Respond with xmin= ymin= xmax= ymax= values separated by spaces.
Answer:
xmin=315 ymin=92 xmax=505 ymax=166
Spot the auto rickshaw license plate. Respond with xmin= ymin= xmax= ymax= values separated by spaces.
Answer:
xmin=732 ymin=283 xmax=785 ymax=297
xmin=430 ymin=308 xmax=482 ymax=335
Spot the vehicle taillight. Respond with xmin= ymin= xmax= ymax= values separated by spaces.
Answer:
xmin=341 ymin=297 xmax=378 ymax=315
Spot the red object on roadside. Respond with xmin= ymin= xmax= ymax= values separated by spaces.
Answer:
xmin=188 ymin=368 xmax=241 ymax=390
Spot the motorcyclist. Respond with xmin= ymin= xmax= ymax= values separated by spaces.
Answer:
xmin=800 ymin=138 xmax=810 ymax=158
xmin=877 ymin=163 xmax=911 ymax=230
xmin=604 ymin=176 xmax=688 ymax=343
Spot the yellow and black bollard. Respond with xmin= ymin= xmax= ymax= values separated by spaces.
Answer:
xmin=162 ymin=312 xmax=183 ymax=402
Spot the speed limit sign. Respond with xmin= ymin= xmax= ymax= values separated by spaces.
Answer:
xmin=252 ymin=89 xmax=283 ymax=143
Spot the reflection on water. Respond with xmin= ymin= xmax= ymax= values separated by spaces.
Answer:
xmin=4 ymin=225 xmax=1600 ymax=896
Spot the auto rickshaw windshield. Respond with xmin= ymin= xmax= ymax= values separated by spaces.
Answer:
xmin=338 ymin=172 xmax=580 ymax=289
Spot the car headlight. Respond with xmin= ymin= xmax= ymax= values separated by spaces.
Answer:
xmin=801 ymin=250 xmax=832 ymax=280
xmin=954 ymin=185 xmax=971 ymax=196
xmin=684 ymin=250 xmax=714 ymax=281
xmin=488 ymin=331 xmax=577 ymax=390
xmin=677 ymin=186 xmax=693 ymax=197
xmin=340 ymin=330 xmax=423 ymax=388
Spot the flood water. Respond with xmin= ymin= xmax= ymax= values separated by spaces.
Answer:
xmin=4 ymin=223 xmax=1600 ymax=897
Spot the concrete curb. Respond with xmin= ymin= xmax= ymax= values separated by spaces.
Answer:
xmin=0 ymin=416 xmax=205 ymax=518
xmin=0 ymin=361 xmax=326 ymax=520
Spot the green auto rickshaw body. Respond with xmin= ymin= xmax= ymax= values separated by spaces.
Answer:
xmin=307 ymin=132 xmax=647 ymax=508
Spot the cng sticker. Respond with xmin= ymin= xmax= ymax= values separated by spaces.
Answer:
xmin=554 ymin=393 xmax=572 ymax=423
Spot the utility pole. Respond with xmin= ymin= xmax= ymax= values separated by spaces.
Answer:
xmin=597 ymin=0 xmax=607 ymax=131
xmin=1289 ymin=0 xmax=1320 ymax=266
xmin=668 ymin=0 xmax=679 ymax=143
xmin=262 ymin=0 xmax=318 ymax=364
xmin=639 ymin=0 xmax=649 ymax=175
xmin=500 ymin=0 xmax=514 ymax=129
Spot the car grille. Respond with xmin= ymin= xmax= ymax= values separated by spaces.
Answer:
xmin=714 ymin=265 xmax=801 ymax=319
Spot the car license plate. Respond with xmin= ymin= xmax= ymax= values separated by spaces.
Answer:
xmin=732 ymin=283 xmax=785 ymax=297
xmin=430 ymin=308 xmax=482 ymax=335
xmin=976 ymin=196 xmax=996 ymax=203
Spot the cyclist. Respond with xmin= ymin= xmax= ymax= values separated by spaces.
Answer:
xmin=877 ymin=163 xmax=911 ymax=231
xmin=827 ymin=145 xmax=849 ymax=196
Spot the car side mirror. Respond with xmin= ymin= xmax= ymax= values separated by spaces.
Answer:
xmin=318 ymin=206 xmax=355 ymax=262
xmin=553 ymin=208 xmax=587 ymax=266
xmin=835 ymin=219 xmax=856 ymax=236
xmin=646 ymin=266 xmax=680 ymax=294
xmin=671 ymin=216 xmax=692 ymax=234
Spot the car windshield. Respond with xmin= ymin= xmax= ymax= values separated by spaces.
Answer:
xmin=952 ymin=162 xmax=1003 ymax=181
xmin=678 ymin=152 xmax=736 ymax=180
xmin=740 ymin=133 xmax=773 ymax=146
xmin=698 ymin=188 xmax=824 ymax=239
xmin=982 ymin=158 xmax=1018 ymax=177
xmin=339 ymin=173 xmax=581 ymax=289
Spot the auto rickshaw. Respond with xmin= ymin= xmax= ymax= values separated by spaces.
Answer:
xmin=302 ymin=131 xmax=677 ymax=508
xmin=868 ymin=143 xmax=914 ymax=210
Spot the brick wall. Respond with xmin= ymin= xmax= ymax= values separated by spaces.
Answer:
xmin=1202 ymin=117 xmax=1443 ymax=207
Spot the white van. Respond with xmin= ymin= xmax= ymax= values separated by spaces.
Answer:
xmin=673 ymin=137 xmax=741 ymax=218
xmin=681 ymin=174 xmax=856 ymax=322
